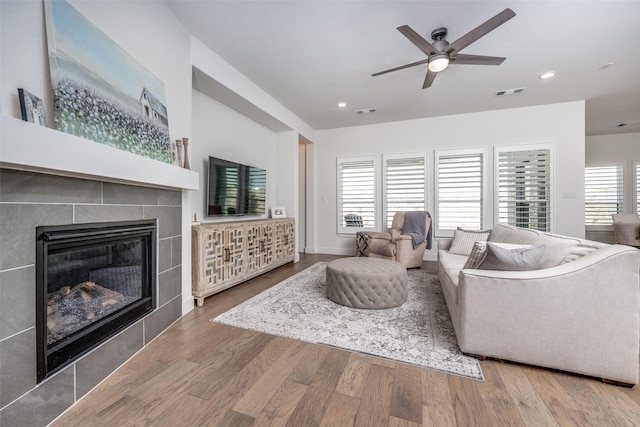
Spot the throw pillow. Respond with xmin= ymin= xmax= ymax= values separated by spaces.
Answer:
xmin=448 ymin=227 xmax=490 ymax=256
xmin=462 ymin=241 xmax=532 ymax=270
xmin=477 ymin=243 xmax=545 ymax=271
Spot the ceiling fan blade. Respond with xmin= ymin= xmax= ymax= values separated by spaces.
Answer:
xmin=397 ymin=25 xmax=439 ymax=56
xmin=422 ymin=70 xmax=437 ymax=89
xmin=450 ymin=54 xmax=506 ymax=65
xmin=446 ymin=8 xmax=516 ymax=55
xmin=371 ymin=58 xmax=429 ymax=76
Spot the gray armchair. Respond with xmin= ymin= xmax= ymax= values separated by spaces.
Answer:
xmin=367 ymin=211 xmax=431 ymax=268
xmin=612 ymin=214 xmax=640 ymax=248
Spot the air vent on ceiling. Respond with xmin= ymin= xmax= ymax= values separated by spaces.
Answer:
xmin=494 ymin=87 xmax=526 ymax=96
xmin=356 ymin=108 xmax=376 ymax=115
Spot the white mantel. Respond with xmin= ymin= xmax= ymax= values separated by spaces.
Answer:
xmin=0 ymin=115 xmax=199 ymax=191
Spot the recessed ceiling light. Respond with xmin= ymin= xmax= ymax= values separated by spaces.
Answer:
xmin=539 ymin=71 xmax=555 ymax=79
xmin=338 ymin=102 xmax=347 ymax=108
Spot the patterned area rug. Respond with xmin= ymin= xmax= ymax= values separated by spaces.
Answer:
xmin=211 ymin=262 xmax=483 ymax=380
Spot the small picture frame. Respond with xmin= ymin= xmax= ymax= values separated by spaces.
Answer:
xmin=18 ymin=88 xmax=46 ymax=126
xmin=271 ymin=206 xmax=287 ymax=218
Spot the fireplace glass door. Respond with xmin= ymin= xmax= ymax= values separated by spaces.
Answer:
xmin=36 ymin=220 xmax=156 ymax=382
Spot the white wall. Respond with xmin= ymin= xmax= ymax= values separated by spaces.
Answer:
xmin=587 ymin=132 xmax=640 ymax=167
xmin=191 ymin=88 xmax=277 ymax=222
xmin=298 ymin=140 xmax=307 ymax=252
xmin=311 ymin=101 xmax=586 ymax=259
xmin=0 ymin=0 xmax=195 ymax=313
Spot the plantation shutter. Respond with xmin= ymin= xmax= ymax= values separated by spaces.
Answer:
xmin=383 ymin=154 xmax=426 ymax=229
xmin=497 ymin=147 xmax=551 ymax=231
xmin=337 ymin=156 xmax=377 ymax=232
xmin=637 ymin=163 xmax=640 ymax=214
xmin=585 ymin=165 xmax=623 ymax=225
xmin=437 ymin=151 xmax=484 ymax=232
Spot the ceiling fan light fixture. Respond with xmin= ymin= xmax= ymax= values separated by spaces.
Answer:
xmin=428 ymin=54 xmax=449 ymax=73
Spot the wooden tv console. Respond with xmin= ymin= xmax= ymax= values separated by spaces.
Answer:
xmin=191 ymin=218 xmax=295 ymax=306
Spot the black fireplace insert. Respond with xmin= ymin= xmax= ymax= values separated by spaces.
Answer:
xmin=36 ymin=219 xmax=156 ymax=382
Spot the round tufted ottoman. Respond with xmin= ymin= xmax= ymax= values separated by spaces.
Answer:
xmin=325 ymin=257 xmax=408 ymax=309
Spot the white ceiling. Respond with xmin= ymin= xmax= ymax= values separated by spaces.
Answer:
xmin=167 ymin=1 xmax=640 ymax=136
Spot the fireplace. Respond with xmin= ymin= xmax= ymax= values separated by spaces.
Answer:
xmin=36 ymin=219 xmax=156 ymax=382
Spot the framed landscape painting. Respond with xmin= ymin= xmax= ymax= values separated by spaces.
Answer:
xmin=44 ymin=0 xmax=171 ymax=163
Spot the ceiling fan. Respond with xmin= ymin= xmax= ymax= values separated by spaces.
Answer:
xmin=372 ymin=8 xmax=516 ymax=89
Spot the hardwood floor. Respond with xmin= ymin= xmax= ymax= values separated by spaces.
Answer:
xmin=53 ymin=254 xmax=640 ymax=426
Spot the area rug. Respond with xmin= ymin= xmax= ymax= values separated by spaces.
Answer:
xmin=211 ymin=262 xmax=483 ymax=380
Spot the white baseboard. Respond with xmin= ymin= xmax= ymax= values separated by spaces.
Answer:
xmin=182 ymin=297 xmax=194 ymax=315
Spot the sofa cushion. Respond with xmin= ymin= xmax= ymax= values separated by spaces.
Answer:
xmin=438 ymin=250 xmax=467 ymax=305
xmin=487 ymin=223 xmax=513 ymax=242
xmin=449 ymin=227 xmax=490 ymax=256
xmin=533 ymin=233 xmax=581 ymax=268
xmin=502 ymin=227 xmax=541 ymax=245
xmin=559 ymin=242 xmax=606 ymax=264
xmin=462 ymin=241 xmax=532 ymax=270
xmin=439 ymin=250 xmax=468 ymax=277
xmin=478 ymin=243 xmax=545 ymax=271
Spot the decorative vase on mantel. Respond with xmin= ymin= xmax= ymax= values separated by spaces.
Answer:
xmin=182 ymin=137 xmax=191 ymax=170
xmin=171 ymin=140 xmax=180 ymax=166
xmin=176 ymin=139 xmax=184 ymax=168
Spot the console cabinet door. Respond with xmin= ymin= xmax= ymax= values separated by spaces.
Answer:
xmin=247 ymin=222 xmax=275 ymax=274
xmin=224 ymin=226 xmax=245 ymax=281
xmin=283 ymin=220 xmax=295 ymax=259
xmin=275 ymin=220 xmax=295 ymax=261
xmin=202 ymin=226 xmax=225 ymax=286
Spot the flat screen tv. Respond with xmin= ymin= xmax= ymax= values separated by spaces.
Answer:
xmin=207 ymin=156 xmax=266 ymax=217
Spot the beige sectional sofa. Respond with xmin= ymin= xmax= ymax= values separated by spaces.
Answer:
xmin=438 ymin=223 xmax=640 ymax=385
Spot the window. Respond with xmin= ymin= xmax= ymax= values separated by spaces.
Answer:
xmin=382 ymin=153 xmax=427 ymax=229
xmin=496 ymin=145 xmax=552 ymax=231
xmin=585 ymin=165 xmax=623 ymax=225
xmin=336 ymin=155 xmax=378 ymax=233
xmin=435 ymin=149 xmax=485 ymax=235
xmin=636 ymin=163 xmax=640 ymax=214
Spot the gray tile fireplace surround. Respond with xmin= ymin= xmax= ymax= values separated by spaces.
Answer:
xmin=0 ymin=168 xmax=183 ymax=426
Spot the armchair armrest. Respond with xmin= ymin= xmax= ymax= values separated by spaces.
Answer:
xmin=613 ymin=222 xmax=640 ymax=244
xmin=368 ymin=231 xmax=392 ymax=241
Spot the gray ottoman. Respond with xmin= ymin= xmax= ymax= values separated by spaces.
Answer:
xmin=326 ymin=257 xmax=408 ymax=309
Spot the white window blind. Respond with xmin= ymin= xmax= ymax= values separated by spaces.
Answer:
xmin=337 ymin=156 xmax=377 ymax=232
xmin=637 ymin=163 xmax=640 ymax=214
xmin=436 ymin=150 xmax=484 ymax=233
xmin=383 ymin=154 xmax=426 ymax=229
xmin=497 ymin=147 xmax=551 ymax=231
xmin=585 ymin=165 xmax=623 ymax=225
